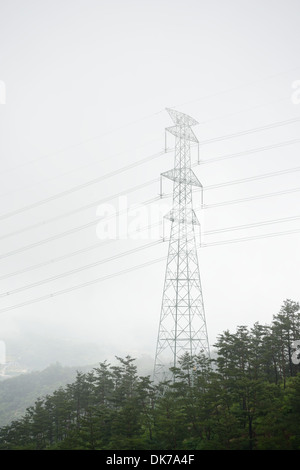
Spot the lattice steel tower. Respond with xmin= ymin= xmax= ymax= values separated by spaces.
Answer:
xmin=153 ymin=108 xmax=210 ymax=382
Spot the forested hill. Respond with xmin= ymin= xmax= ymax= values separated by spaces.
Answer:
xmin=0 ymin=363 xmax=92 ymax=427
xmin=0 ymin=299 xmax=300 ymax=450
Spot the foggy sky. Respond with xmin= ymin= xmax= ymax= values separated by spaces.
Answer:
xmin=0 ymin=0 xmax=300 ymax=368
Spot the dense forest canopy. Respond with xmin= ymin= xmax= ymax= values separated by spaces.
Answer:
xmin=0 ymin=299 xmax=300 ymax=450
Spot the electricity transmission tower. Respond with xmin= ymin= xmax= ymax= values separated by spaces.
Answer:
xmin=153 ymin=108 xmax=210 ymax=382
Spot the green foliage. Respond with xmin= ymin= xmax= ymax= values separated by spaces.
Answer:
xmin=0 ymin=299 xmax=300 ymax=450
xmin=0 ymin=363 xmax=89 ymax=428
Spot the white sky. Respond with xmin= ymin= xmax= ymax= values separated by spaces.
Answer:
xmin=0 ymin=0 xmax=300 ymax=365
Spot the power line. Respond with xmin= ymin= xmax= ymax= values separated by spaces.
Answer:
xmin=2 ymin=131 xmax=300 ymax=237
xmin=198 ymin=117 xmax=300 ymax=146
xmin=1 ymin=91 xmax=294 ymax=202
xmin=0 ymin=196 xmax=161 ymax=260
xmin=2 ymin=208 xmax=300 ymax=281
xmin=202 ymin=214 xmax=300 ymax=235
xmin=0 ymin=239 xmax=115 ymax=280
xmin=3 ymin=65 xmax=296 ymax=178
xmin=172 ymin=66 xmax=300 ymax=109
xmin=0 ymin=123 xmax=299 ymax=263
xmin=1 ymin=224 xmax=300 ymax=315
xmin=0 ymin=219 xmax=102 ymax=260
xmin=203 ymin=164 xmax=300 ymax=191
xmin=197 ymin=94 xmax=290 ymax=127
xmin=0 ymin=182 xmax=159 ymax=241
xmin=2 ymin=181 xmax=300 ymax=260
xmin=0 ymin=241 xmax=161 ymax=298
xmin=0 ymin=219 xmax=162 ymax=280
xmin=1 ymin=66 xmax=298 ymax=208
xmin=0 ymin=256 xmax=166 ymax=315
xmin=0 ymin=110 xmax=164 ymax=178
xmin=162 ymin=162 xmax=300 ymax=198
xmin=200 ymin=137 xmax=300 ymax=165
xmin=0 ymin=135 xmax=164 ymax=203
xmin=0 ymin=148 xmax=169 ymax=222
xmin=203 ymin=186 xmax=300 ymax=210
xmin=2 ymin=116 xmax=299 ymax=222
xmin=202 ymin=227 xmax=300 ymax=247
xmin=2 ymin=156 xmax=300 ymax=243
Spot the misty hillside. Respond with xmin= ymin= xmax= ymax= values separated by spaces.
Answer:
xmin=0 ymin=356 xmax=155 ymax=427
xmin=3 ymin=335 xmax=108 ymax=372
xmin=0 ymin=300 xmax=299 ymax=450
xmin=0 ymin=363 xmax=91 ymax=427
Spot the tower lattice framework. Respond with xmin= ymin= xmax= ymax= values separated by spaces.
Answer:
xmin=153 ymin=108 xmax=210 ymax=382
